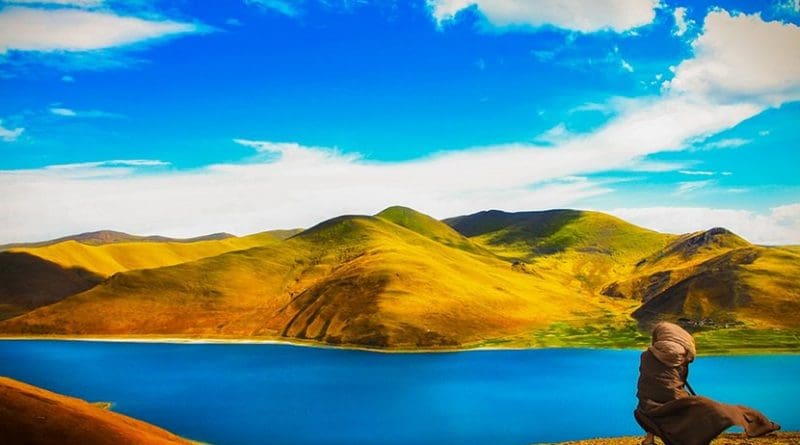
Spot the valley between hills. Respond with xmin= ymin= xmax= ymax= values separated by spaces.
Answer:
xmin=1 ymin=206 xmax=799 ymax=353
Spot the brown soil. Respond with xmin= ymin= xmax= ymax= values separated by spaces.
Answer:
xmin=540 ymin=432 xmax=800 ymax=445
xmin=0 ymin=376 xmax=191 ymax=445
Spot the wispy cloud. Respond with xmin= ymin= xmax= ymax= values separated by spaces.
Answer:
xmin=621 ymin=59 xmax=634 ymax=73
xmin=428 ymin=0 xmax=659 ymax=33
xmin=244 ymin=0 xmax=302 ymax=17
xmin=49 ymin=107 xmax=77 ymax=117
xmin=699 ymin=138 xmax=751 ymax=150
xmin=0 ymin=6 xmax=204 ymax=55
xmin=611 ymin=204 xmax=800 ymax=245
xmin=0 ymin=119 xmax=24 ymax=142
xmin=49 ymin=106 xmax=124 ymax=119
xmin=679 ymin=170 xmax=715 ymax=176
xmin=674 ymin=179 xmax=715 ymax=195
xmin=774 ymin=0 xmax=800 ymax=14
xmin=672 ymin=7 xmax=693 ymax=36
xmin=4 ymin=0 xmax=104 ymax=7
xmin=674 ymin=180 xmax=715 ymax=195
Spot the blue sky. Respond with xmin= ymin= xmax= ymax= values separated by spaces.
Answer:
xmin=0 ymin=0 xmax=799 ymax=244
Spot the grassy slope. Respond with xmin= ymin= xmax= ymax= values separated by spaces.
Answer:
xmin=0 ymin=377 xmax=190 ymax=445
xmin=8 ymin=231 xmax=282 ymax=277
xmin=0 ymin=209 xmax=632 ymax=348
xmin=601 ymin=229 xmax=800 ymax=330
xmin=445 ymin=209 xmax=674 ymax=295
xmin=445 ymin=211 xmax=800 ymax=351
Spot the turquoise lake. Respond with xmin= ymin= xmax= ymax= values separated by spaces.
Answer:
xmin=0 ymin=341 xmax=797 ymax=444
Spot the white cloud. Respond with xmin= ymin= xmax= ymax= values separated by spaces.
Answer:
xmin=245 ymin=0 xmax=301 ymax=17
xmin=1 ymin=8 xmax=798 ymax=244
xmin=428 ymin=0 xmax=659 ymax=33
xmin=49 ymin=106 xmax=123 ymax=118
xmin=679 ymin=170 xmax=715 ymax=176
xmin=0 ymin=120 xmax=24 ymax=142
xmin=672 ymin=7 xmax=692 ymax=36
xmin=699 ymin=137 xmax=751 ymax=150
xmin=61 ymin=75 xmax=76 ymax=82
xmin=621 ymin=59 xmax=634 ymax=72
xmin=0 ymin=7 xmax=202 ymax=55
xmin=5 ymin=0 xmax=103 ymax=7
xmin=38 ymin=159 xmax=170 ymax=179
xmin=610 ymin=204 xmax=800 ymax=245
xmin=665 ymin=10 xmax=800 ymax=106
xmin=774 ymin=0 xmax=800 ymax=14
xmin=50 ymin=107 xmax=77 ymax=117
xmin=674 ymin=179 xmax=714 ymax=195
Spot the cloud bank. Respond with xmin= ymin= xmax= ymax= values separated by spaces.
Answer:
xmin=428 ymin=0 xmax=659 ymax=32
xmin=0 ymin=6 xmax=202 ymax=55
xmin=1 ymin=9 xmax=799 ymax=244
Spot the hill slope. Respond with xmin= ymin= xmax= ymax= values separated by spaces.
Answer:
xmin=445 ymin=209 xmax=674 ymax=292
xmin=0 ymin=377 xmax=190 ymax=445
xmin=0 ymin=229 xmax=236 ymax=250
xmin=8 ymin=231 xmax=282 ymax=277
xmin=0 ymin=207 xmax=798 ymax=349
xmin=0 ymin=209 xmax=627 ymax=348
xmin=446 ymin=210 xmax=800 ymax=332
xmin=0 ymin=252 xmax=103 ymax=321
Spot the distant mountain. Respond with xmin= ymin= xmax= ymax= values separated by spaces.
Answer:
xmin=0 ymin=229 xmax=237 ymax=250
xmin=0 ymin=207 xmax=798 ymax=349
xmin=601 ymin=228 xmax=800 ymax=328
xmin=6 ymin=231 xmax=283 ymax=277
xmin=0 ymin=377 xmax=190 ymax=444
xmin=0 ymin=230 xmax=285 ymax=320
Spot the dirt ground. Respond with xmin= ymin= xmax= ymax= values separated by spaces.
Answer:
xmin=540 ymin=432 xmax=800 ymax=445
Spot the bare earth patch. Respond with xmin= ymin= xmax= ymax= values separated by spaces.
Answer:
xmin=538 ymin=432 xmax=800 ymax=445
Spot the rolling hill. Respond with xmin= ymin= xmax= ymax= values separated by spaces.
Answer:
xmin=0 ymin=230 xmax=288 ymax=321
xmin=7 ymin=230 xmax=286 ymax=277
xmin=0 ymin=229 xmax=237 ymax=250
xmin=0 ymin=377 xmax=190 ymax=445
xmin=0 ymin=206 xmax=798 ymax=350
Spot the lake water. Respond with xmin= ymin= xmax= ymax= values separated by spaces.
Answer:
xmin=0 ymin=341 xmax=797 ymax=445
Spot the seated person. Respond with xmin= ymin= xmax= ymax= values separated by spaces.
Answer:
xmin=635 ymin=322 xmax=780 ymax=445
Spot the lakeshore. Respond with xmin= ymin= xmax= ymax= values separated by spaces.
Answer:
xmin=1 ymin=329 xmax=799 ymax=355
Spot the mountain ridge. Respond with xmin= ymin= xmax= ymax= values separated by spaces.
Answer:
xmin=1 ymin=206 xmax=797 ymax=350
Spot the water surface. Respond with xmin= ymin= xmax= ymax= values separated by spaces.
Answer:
xmin=0 ymin=341 xmax=797 ymax=445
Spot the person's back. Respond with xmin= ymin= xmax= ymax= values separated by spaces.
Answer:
xmin=633 ymin=322 xmax=780 ymax=445
xmin=636 ymin=348 xmax=689 ymax=411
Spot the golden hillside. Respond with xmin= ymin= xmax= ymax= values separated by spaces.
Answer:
xmin=0 ymin=208 xmax=631 ymax=348
xmin=1 ymin=207 xmax=798 ymax=350
xmin=8 ymin=231 xmax=283 ymax=277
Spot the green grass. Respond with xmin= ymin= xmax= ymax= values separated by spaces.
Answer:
xmin=470 ymin=322 xmax=800 ymax=354
xmin=694 ymin=328 xmax=800 ymax=354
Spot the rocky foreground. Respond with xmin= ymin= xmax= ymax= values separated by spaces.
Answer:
xmin=542 ymin=433 xmax=799 ymax=445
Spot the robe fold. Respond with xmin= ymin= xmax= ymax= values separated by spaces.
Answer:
xmin=634 ymin=323 xmax=780 ymax=445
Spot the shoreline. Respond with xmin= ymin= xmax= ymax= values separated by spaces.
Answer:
xmin=0 ymin=335 xmax=797 ymax=356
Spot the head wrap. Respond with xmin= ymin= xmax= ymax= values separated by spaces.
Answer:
xmin=648 ymin=321 xmax=696 ymax=367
